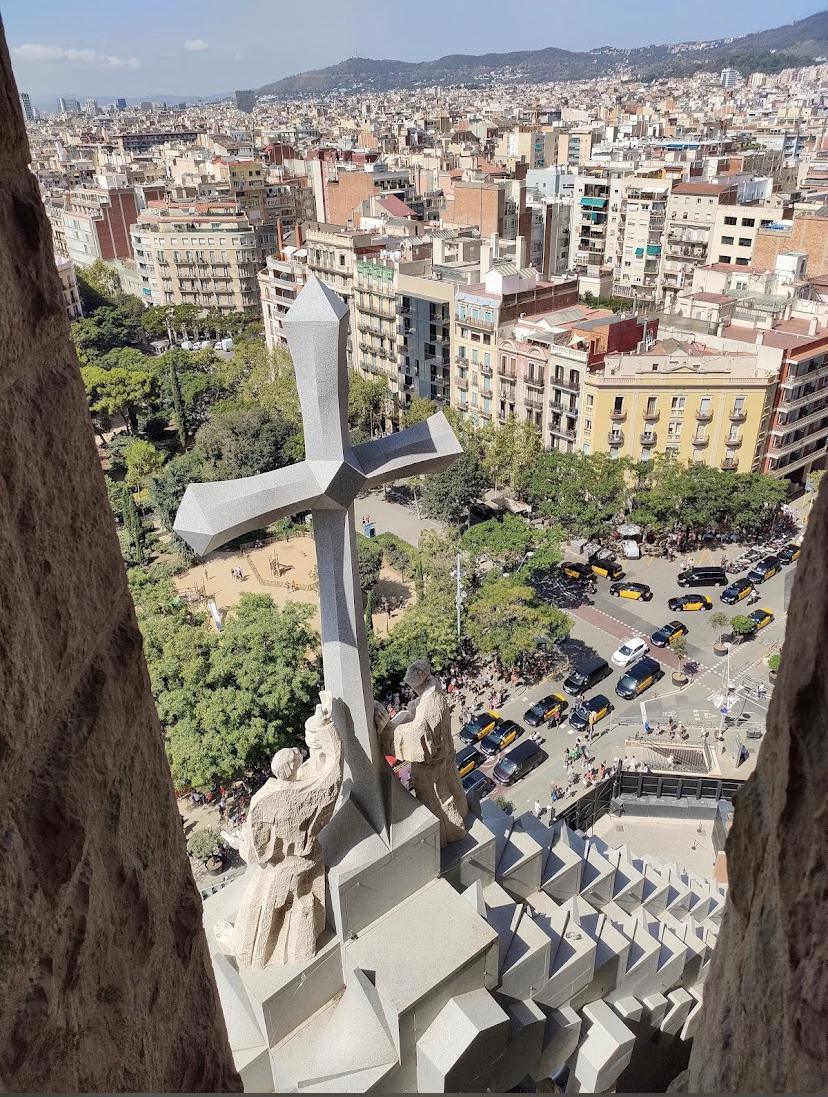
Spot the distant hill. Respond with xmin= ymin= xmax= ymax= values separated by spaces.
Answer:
xmin=257 ymin=11 xmax=828 ymax=97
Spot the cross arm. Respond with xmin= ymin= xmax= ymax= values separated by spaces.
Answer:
xmin=173 ymin=461 xmax=323 ymax=556
xmin=353 ymin=411 xmax=463 ymax=489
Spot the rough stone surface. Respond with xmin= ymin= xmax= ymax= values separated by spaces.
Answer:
xmin=0 ymin=25 xmax=240 ymax=1092
xmin=687 ymin=480 xmax=828 ymax=1093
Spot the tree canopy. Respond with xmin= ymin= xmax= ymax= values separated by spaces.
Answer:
xmin=421 ymin=450 xmax=489 ymax=525
xmin=194 ymin=406 xmax=302 ymax=480
xmin=465 ymin=575 xmax=572 ymax=669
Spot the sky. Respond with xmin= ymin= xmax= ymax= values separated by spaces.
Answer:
xmin=3 ymin=0 xmax=825 ymax=100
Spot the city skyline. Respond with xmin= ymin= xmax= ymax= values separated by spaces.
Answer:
xmin=4 ymin=0 xmax=825 ymax=98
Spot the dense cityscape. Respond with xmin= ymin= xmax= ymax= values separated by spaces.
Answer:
xmin=4 ymin=6 xmax=826 ymax=1092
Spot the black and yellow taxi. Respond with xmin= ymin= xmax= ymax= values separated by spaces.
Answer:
xmin=650 ymin=620 xmax=688 ymax=648
xmin=747 ymin=607 xmax=775 ymax=633
xmin=778 ymin=544 xmax=801 ymax=565
xmin=588 ymin=554 xmax=624 ymax=581
xmin=609 ymin=580 xmax=653 ymax=601
xmin=459 ymin=710 xmax=500 ymax=745
xmin=721 ymin=577 xmax=754 ymax=605
xmin=747 ymin=555 xmax=781 ymax=584
xmin=668 ymin=593 xmax=713 ymax=612
xmin=479 ymin=719 xmax=522 ymax=758
xmin=523 ymin=692 xmax=569 ymax=728
xmin=568 ymin=694 xmax=613 ymax=732
xmin=615 ymin=656 xmax=664 ymax=700
xmin=560 ymin=560 xmax=594 ymax=582
xmin=455 ymin=743 xmax=485 ymax=778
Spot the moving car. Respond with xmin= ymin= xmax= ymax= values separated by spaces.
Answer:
xmin=721 ymin=577 xmax=754 ymax=605
xmin=777 ymin=544 xmax=801 ymax=565
xmin=492 ymin=739 xmax=545 ymax=786
xmin=562 ymin=655 xmax=612 ymax=696
xmin=650 ymin=620 xmax=688 ymax=648
xmin=615 ymin=656 xmax=664 ymax=700
xmin=677 ymin=565 xmax=728 ymax=587
xmin=455 ymin=744 xmax=484 ymax=778
xmin=568 ymin=694 xmax=613 ymax=732
xmin=588 ymin=555 xmax=624 ymax=581
xmin=461 ymin=769 xmax=495 ymax=800
xmin=611 ymin=636 xmax=649 ymax=668
xmin=523 ymin=693 xmax=568 ymax=727
xmin=747 ymin=607 xmax=775 ymax=633
xmin=560 ymin=560 xmax=594 ymax=582
xmin=459 ymin=710 xmax=500 ymax=745
xmin=609 ymin=581 xmax=653 ymax=601
xmin=668 ymin=593 xmax=713 ymax=612
xmin=479 ymin=719 xmax=522 ymax=758
xmin=747 ymin=555 xmax=781 ymax=584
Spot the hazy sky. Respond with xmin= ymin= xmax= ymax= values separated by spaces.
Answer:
xmin=3 ymin=0 xmax=824 ymax=99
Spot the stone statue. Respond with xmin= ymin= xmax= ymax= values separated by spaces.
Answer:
xmin=374 ymin=660 xmax=468 ymax=847
xmin=213 ymin=691 xmax=343 ymax=967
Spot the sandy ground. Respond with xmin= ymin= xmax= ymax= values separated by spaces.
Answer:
xmin=173 ymin=534 xmax=413 ymax=635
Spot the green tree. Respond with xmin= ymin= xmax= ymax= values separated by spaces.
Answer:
xmin=767 ymin=651 xmax=781 ymax=673
xmin=82 ymin=364 xmax=157 ymax=434
xmin=356 ymin=534 xmax=383 ymax=594
xmin=168 ymin=353 xmax=187 ymax=446
xmin=364 ymin=587 xmax=376 ymax=636
xmin=481 ymin=417 xmax=543 ymax=497
xmin=417 ymin=529 xmax=462 ymax=608
xmin=730 ymin=614 xmax=756 ymax=641
xmin=124 ymin=438 xmax=166 ymax=490
xmin=348 ymin=374 xmax=388 ymax=439
xmin=709 ymin=611 xmax=731 ymax=645
xmin=194 ymin=407 xmax=301 ymax=480
xmin=371 ymin=603 xmax=459 ymax=694
xmin=402 ymin=397 xmax=438 ymax=427
xmin=414 ymin=557 xmax=425 ymax=600
xmin=669 ymin=633 xmax=688 ymax=676
xmin=460 ymin=513 xmax=533 ymax=572
xmin=186 ymin=827 xmax=223 ymax=865
xmin=465 ymin=576 xmax=571 ymax=668
xmin=121 ymin=484 xmax=145 ymax=565
xmin=373 ymin=532 xmax=416 ymax=579
xmin=527 ymin=451 xmax=629 ymax=538
xmin=149 ymin=451 xmax=206 ymax=529
xmin=421 ymin=451 xmax=489 ymax=525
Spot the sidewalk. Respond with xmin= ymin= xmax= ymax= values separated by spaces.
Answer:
xmin=355 ymin=488 xmax=444 ymax=546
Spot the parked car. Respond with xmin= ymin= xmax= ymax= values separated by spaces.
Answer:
xmin=560 ymin=560 xmax=594 ymax=582
xmin=650 ymin=620 xmax=688 ymax=647
xmin=568 ymin=694 xmax=613 ymax=732
xmin=611 ymin=636 xmax=650 ymax=667
xmin=461 ymin=769 xmax=495 ymax=800
xmin=721 ymin=577 xmax=754 ymax=605
xmin=677 ymin=566 xmax=728 ymax=587
xmin=668 ymin=593 xmax=713 ymax=612
xmin=459 ymin=711 xmax=500 ymax=745
xmin=562 ymin=656 xmax=612 ymax=696
xmin=777 ymin=544 xmax=801 ymax=564
xmin=523 ymin=693 xmax=568 ymax=727
xmin=747 ymin=556 xmax=781 ymax=584
xmin=615 ymin=656 xmax=664 ymax=700
xmin=609 ymin=581 xmax=653 ymax=601
xmin=746 ymin=607 xmax=775 ymax=633
xmin=492 ymin=740 xmax=545 ymax=786
xmin=455 ymin=744 xmax=484 ymax=778
xmin=479 ymin=719 xmax=522 ymax=758
xmin=588 ymin=555 xmax=624 ymax=580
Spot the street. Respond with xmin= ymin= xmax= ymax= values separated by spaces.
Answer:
xmin=453 ymin=543 xmax=793 ymax=817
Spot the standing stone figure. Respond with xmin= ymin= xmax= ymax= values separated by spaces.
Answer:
xmin=214 ymin=692 xmax=343 ymax=967
xmin=374 ymin=660 xmax=468 ymax=847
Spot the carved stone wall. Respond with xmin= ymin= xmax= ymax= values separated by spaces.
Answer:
xmin=0 ymin=25 xmax=240 ymax=1092
xmin=687 ymin=481 xmax=827 ymax=1093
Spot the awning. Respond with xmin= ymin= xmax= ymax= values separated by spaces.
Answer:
xmin=580 ymin=197 xmax=608 ymax=209
xmin=646 ymin=245 xmax=662 ymax=256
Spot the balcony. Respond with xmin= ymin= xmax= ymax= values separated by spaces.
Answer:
xmin=455 ymin=377 xmax=469 ymax=391
xmin=480 ymin=363 xmax=493 ymax=377
xmin=457 ymin=314 xmax=495 ymax=331
xmin=610 ymin=408 xmax=626 ymax=422
xmin=607 ymin=430 xmax=625 ymax=446
xmin=721 ymin=457 xmax=739 ymax=471
xmin=642 ymin=408 xmax=660 ymax=423
xmin=729 ymin=408 xmax=747 ymax=422
xmin=725 ymin=433 xmax=743 ymax=449
xmin=695 ymin=408 xmax=713 ymax=422
xmin=640 ymin=431 xmax=658 ymax=446
xmin=692 ymin=435 xmax=709 ymax=448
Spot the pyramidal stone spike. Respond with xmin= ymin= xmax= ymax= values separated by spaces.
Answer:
xmin=283 ymin=273 xmax=349 ymax=323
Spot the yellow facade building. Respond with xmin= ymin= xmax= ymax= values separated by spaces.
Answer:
xmin=580 ymin=337 xmax=780 ymax=473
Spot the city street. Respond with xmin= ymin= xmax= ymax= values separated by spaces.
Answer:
xmin=453 ymin=543 xmax=794 ymax=818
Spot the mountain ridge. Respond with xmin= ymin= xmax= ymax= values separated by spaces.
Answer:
xmin=256 ymin=10 xmax=828 ymax=97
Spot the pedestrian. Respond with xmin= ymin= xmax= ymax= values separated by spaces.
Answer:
xmin=533 ymin=799 xmax=542 ymax=818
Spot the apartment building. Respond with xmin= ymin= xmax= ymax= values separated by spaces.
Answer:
xmin=112 ymin=131 xmax=201 ymax=155
xmin=568 ymin=169 xmax=632 ymax=275
xmin=352 ymin=258 xmax=400 ymax=390
xmin=499 ymin=307 xmax=656 ymax=452
xmin=661 ymin=182 xmax=738 ymax=307
xmin=397 ymin=273 xmax=454 ymax=406
xmin=324 ymin=163 xmax=414 ymax=227
xmin=451 ymin=267 xmax=578 ymax=429
xmin=613 ymin=178 xmax=670 ymax=303
xmin=581 ymin=338 xmax=778 ymax=472
xmin=709 ymin=204 xmax=777 ymax=267
xmin=753 ymin=205 xmax=828 ymax=275
xmin=130 ymin=201 xmax=260 ymax=312
xmin=442 ymin=176 xmax=529 ymax=241
xmin=527 ymin=194 xmax=572 ymax=276
xmin=55 ymin=256 xmax=83 ymax=320
xmin=304 ymin=222 xmax=383 ymax=303
xmin=259 ymin=250 xmax=308 ymax=350
xmin=61 ymin=179 xmax=139 ymax=267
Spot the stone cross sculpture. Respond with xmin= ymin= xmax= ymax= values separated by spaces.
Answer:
xmin=174 ymin=276 xmax=462 ymax=838
xmin=374 ymin=660 xmax=468 ymax=847
xmin=214 ymin=691 xmax=343 ymax=967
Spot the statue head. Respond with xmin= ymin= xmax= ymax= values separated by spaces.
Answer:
xmin=271 ymin=747 xmax=302 ymax=781
xmin=404 ymin=659 xmax=434 ymax=696
xmin=304 ymin=690 xmax=337 ymax=757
